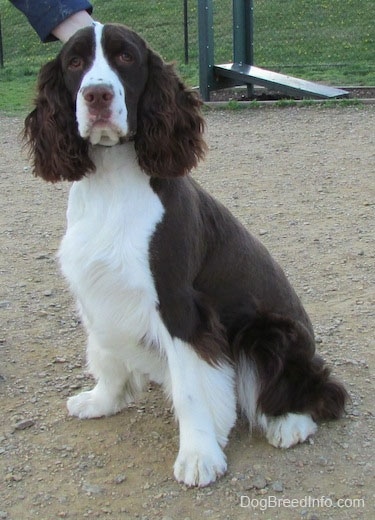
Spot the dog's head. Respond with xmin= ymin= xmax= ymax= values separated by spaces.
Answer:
xmin=24 ymin=23 xmax=206 ymax=182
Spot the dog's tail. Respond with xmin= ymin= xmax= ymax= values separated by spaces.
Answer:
xmin=231 ymin=312 xmax=348 ymax=423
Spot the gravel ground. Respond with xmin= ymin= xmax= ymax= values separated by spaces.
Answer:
xmin=1 ymin=106 xmax=374 ymax=519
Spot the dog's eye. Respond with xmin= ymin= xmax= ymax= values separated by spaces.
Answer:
xmin=118 ymin=52 xmax=134 ymax=65
xmin=68 ymin=57 xmax=84 ymax=70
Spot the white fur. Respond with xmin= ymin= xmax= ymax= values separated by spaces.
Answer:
xmin=168 ymin=339 xmax=236 ymax=486
xmin=76 ymin=23 xmax=128 ymax=146
xmin=59 ymin=143 xmax=238 ymax=486
xmin=264 ymin=413 xmax=317 ymax=448
xmin=237 ymin=353 xmax=260 ymax=430
xmin=236 ymin=356 xmax=317 ymax=447
xmin=60 ymin=144 xmax=167 ymax=413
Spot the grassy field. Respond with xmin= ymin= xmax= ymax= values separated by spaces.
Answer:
xmin=0 ymin=0 xmax=374 ymax=113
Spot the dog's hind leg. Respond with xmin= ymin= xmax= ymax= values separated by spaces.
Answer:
xmin=235 ymin=312 xmax=347 ymax=448
xmin=263 ymin=413 xmax=317 ymax=448
xmin=236 ymin=355 xmax=317 ymax=447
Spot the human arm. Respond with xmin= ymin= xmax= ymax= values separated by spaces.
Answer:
xmin=9 ymin=0 xmax=93 ymax=42
xmin=51 ymin=10 xmax=94 ymax=42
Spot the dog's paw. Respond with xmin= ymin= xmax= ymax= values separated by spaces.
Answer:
xmin=266 ymin=413 xmax=317 ymax=449
xmin=174 ymin=442 xmax=227 ymax=487
xmin=67 ymin=389 xmax=122 ymax=419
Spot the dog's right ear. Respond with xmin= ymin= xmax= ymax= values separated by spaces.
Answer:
xmin=24 ymin=57 xmax=94 ymax=182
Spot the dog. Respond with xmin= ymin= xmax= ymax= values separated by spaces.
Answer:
xmin=24 ymin=22 xmax=347 ymax=487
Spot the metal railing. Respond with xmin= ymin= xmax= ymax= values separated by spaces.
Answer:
xmin=1 ymin=0 xmax=374 ymax=89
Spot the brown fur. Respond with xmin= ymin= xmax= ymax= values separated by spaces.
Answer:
xmin=24 ymin=59 xmax=95 ymax=182
xmin=135 ymin=51 xmax=207 ymax=178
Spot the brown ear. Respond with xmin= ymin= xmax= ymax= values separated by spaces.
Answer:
xmin=24 ymin=58 xmax=94 ymax=182
xmin=135 ymin=50 xmax=206 ymax=178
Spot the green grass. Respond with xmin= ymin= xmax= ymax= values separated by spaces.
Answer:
xmin=210 ymin=98 xmax=364 ymax=111
xmin=0 ymin=76 xmax=36 ymax=113
xmin=0 ymin=0 xmax=374 ymax=113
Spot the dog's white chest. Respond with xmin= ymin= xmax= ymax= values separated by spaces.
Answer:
xmin=58 ymin=146 xmax=165 ymax=342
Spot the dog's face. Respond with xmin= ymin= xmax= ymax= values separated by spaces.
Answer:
xmin=24 ymin=23 xmax=206 ymax=182
xmin=60 ymin=23 xmax=149 ymax=146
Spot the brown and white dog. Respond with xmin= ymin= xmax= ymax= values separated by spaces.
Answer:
xmin=24 ymin=23 xmax=347 ymax=487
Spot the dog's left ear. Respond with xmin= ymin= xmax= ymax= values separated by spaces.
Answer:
xmin=135 ymin=50 xmax=207 ymax=178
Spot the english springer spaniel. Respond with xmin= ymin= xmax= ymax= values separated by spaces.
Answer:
xmin=24 ymin=23 xmax=347 ymax=487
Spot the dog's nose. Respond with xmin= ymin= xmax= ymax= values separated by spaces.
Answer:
xmin=83 ymin=85 xmax=114 ymax=111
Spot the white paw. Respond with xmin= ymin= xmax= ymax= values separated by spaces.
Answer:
xmin=174 ymin=443 xmax=227 ymax=487
xmin=266 ymin=413 xmax=317 ymax=448
xmin=67 ymin=388 xmax=123 ymax=419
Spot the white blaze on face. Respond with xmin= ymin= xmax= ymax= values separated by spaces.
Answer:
xmin=76 ymin=23 xmax=128 ymax=146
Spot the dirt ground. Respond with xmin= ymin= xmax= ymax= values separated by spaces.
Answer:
xmin=1 ymin=106 xmax=374 ymax=519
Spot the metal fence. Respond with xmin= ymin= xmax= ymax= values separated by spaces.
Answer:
xmin=1 ymin=0 xmax=374 ymax=88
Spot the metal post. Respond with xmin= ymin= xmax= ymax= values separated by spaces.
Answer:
xmin=247 ymin=0 xmax=254 ymax=66
xmin=233 ymin=0 xmax=254 ymax=95
xmin=198 ymin=0 xmax=215 ymax=101
xmin=183 ymin=0 xmax=189 ymax=64
xmin=0 ymin=15 xmax=4 ymax=68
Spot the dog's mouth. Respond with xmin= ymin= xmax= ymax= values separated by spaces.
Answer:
xmin=80 ymin=117 xmax=130 ymax=146
xmin=90 ymin=128 xmax=121 ymax=146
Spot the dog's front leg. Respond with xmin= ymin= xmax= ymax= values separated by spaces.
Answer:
xmin=165 ymin=338 xmax=236 ymax=487
xmin=67 ymin=330 xmax=145 ymax=419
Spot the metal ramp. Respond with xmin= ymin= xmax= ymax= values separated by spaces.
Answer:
xmin=214 ymin=63 xmax=349 ymax=100
xmin=198 ymin=0 xmax=349 ymax=101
